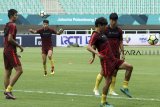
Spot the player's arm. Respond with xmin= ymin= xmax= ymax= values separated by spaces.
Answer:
xmin=87 ymin=44 xmax=98 ymax=55
xmin=87 ymin=44 xmax=103 ymax=59
xmin=8 ymin=34 xmax=23 ymax=52
xmin=119 ymin=30 xmax=125 ymax=60
xmin=29 ymin=29 xmax=38 ymax=34
xmin=87 ymin=33 xmax=103 ymax=59
xmin=92 ymin=45 xmax=96 ymax=58
xmin=88 ymin=45 xmax=96 ymax=64
xmin=51 ymin=28 xmax=64 ymax=35
xmin=120 ymin=40 xmax=125 ymax=59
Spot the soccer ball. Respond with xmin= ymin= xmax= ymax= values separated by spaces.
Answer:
xmin=147 ymin=35 xmax=159 ymax=45
xmin=39 ymin=11 xmax=46 ymax=17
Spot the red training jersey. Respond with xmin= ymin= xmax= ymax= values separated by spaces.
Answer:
xmin=3 ymin=22 xmax=17 ymax=53
xmin=89 ymin=31 xmax=114 ymax=59
xmin=37 ymin=28 xmax=57 ymax=49
xmin=105 ymin=26 xmax=123 ymax=57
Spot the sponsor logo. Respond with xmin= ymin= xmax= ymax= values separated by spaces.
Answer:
xmin=35 ymin=37 xmax=42 ymax=45
xmin=139 ymin=36 xmax=147 ymax=43
xmin=124 ymin=50 xmax=160 ymax=55
xmin=16 ymin=37 xmax=22 ymax=45
xmin=124 ymin=35 xmax=131 ymax=43
xmin=60 ymin=35 xmax=91 ymax=46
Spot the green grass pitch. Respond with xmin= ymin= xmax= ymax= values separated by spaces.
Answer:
xmin=0 ymin=47 xmax=160 ymax=107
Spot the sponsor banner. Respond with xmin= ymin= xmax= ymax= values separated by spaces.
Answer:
xmin=123 ymin=34 xmax=160 ymax=45
xmin=0 ymin=34 xmax=159 ymax=47
xmin=0 ymin=35 xmax=56 ymax=47
xmin=57 ymin=34 xmax=160 ymax=47
xmin=16 ymin=37 xmax=22 ymax=45
xmin=1 ymin=14 xmax=160 ymax=25
xmin=56 ymin=34 xmax=91 ymax=47
xmin=47 ymin=14 xmax=109 ymax=25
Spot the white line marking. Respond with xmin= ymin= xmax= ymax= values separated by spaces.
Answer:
xmin=1 ymin=90 xmax=158 ymax=102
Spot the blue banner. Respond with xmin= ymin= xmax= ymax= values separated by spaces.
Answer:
xmin=1 ymin=14 xmax=160 ymax=25
xmin=0 ymin=35 xmax=56 ymax=47
xmin=56 ymin=34 xmax=91 ymax=47
xmin=47 ymin=14 xmax=109 ymax=25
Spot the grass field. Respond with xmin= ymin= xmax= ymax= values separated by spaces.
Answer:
xmin=0 ymin=47 xmax=160 ymax=107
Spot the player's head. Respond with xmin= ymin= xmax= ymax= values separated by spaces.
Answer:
xmin=43 ymin=20 xmax=49 ymax=29
xmin=109 ymin=13 xmax=118 ymax=27
xmin=8 ymin=9 xmax=18 ymax=21
xmin=95 ymin=17 xmax=108 ymax=32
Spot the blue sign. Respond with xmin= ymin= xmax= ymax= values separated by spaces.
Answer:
xmin=56 ymin=34 xmax=91 ymax=46
xmin=1 ymin=13 xmax=160 ymax=25
xmin=47 ymin=14 xmax=109 ymax=25
xmin=0 ymin=35 xmax=56 ymax=47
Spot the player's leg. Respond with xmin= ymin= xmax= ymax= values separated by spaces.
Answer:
xmin=6 ymin=65 xmax=23 ymax=92
xmin=5 ymin=65 xmax=23 ymax=100
xmin=118 ymin=61 xmax=133 ymax=98
xmin=48 ymin=49 xmax=54 ymax=75
xmin=100 ymin=76 xmax=113 ymax=107
xmin=3 ymin=53 xmax=12 ymax=89
xmin=5 ymin=52 xmax=23 ymax=100
xmin=119 ymin=62 xmax=133 ymax=81
xmin=9 ymin=65 xmax=23 ymax=87
xmin=93 ymin=70 xmax=103 ymax=96
xmin=4 ymin=68 xmax=12 ymax=89
xmin=109 ymin=69 xmax=119 ymax=96
xmin=100 ymin=60 xmax=113 ymax=107
xmin=109 ymin=54 xmax=120 ymax=96
xmin=4 ymin=67 xmax=12 ymax=99
xmin=42 ymin=53 xmax=47 ymax=76
xmin=3 ymin=52 xmax=14 ymax=99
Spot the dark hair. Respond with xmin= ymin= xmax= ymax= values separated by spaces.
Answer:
xmin=109 ymin=13 xmax=118 ymax=20
xmin=95 ymin=17 xmax=108 ymax=27
xmin=8 ymin=9 xmax=18 ymax=18
xmin=43 ymin=20 xmax=49 ymax=24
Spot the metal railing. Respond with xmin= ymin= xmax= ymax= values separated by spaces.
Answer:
xmin=63 ymin=30 xmax=160 ymax=35
xmin=1 ymin=30 xmax=160 ymax=35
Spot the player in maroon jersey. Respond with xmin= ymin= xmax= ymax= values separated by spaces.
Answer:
xmin=29 ymin=20 xmax=63 ymax=76
xmin=87 ymin=17 xmax=133 ymax=107
xmin=3 ymin=9 xmax=24 ymax=100
xmin=92 ymin=13 xmax=126 ymax=96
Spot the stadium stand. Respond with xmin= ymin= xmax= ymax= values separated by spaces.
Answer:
xmin=0 ymin=0 xmax=44 ymax=14
xmin=59 ymin=0 xmax=160 ymax=14
xmin=0 ymin=0 xmax=160 ymax=15
xmin=40 ymin=0 xmax=64 ymax=14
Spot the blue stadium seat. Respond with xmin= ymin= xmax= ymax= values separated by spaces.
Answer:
xmin=0 ymin=0 xmax=159 ymax=14
xmin=0 ymin=0 xmax=44 ymax=14
xmin=59 ymin=0 xmax=160 ymax=14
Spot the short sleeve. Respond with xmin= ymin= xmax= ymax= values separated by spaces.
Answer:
xmin=36 ymin=28 xmax=43 ymax=34
xmin=8 ymin=23 xmax=16 ymax=35
xmin=89 ymin=32 xmax=99 ymax=45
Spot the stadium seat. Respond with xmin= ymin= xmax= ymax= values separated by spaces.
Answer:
xmin=0 ymin=0 xmax=159 ymax=14
xmin=59 ymin=0 xmax=160 ymax=14
xmin=0 ymin=0 xmax=44 ymax=14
